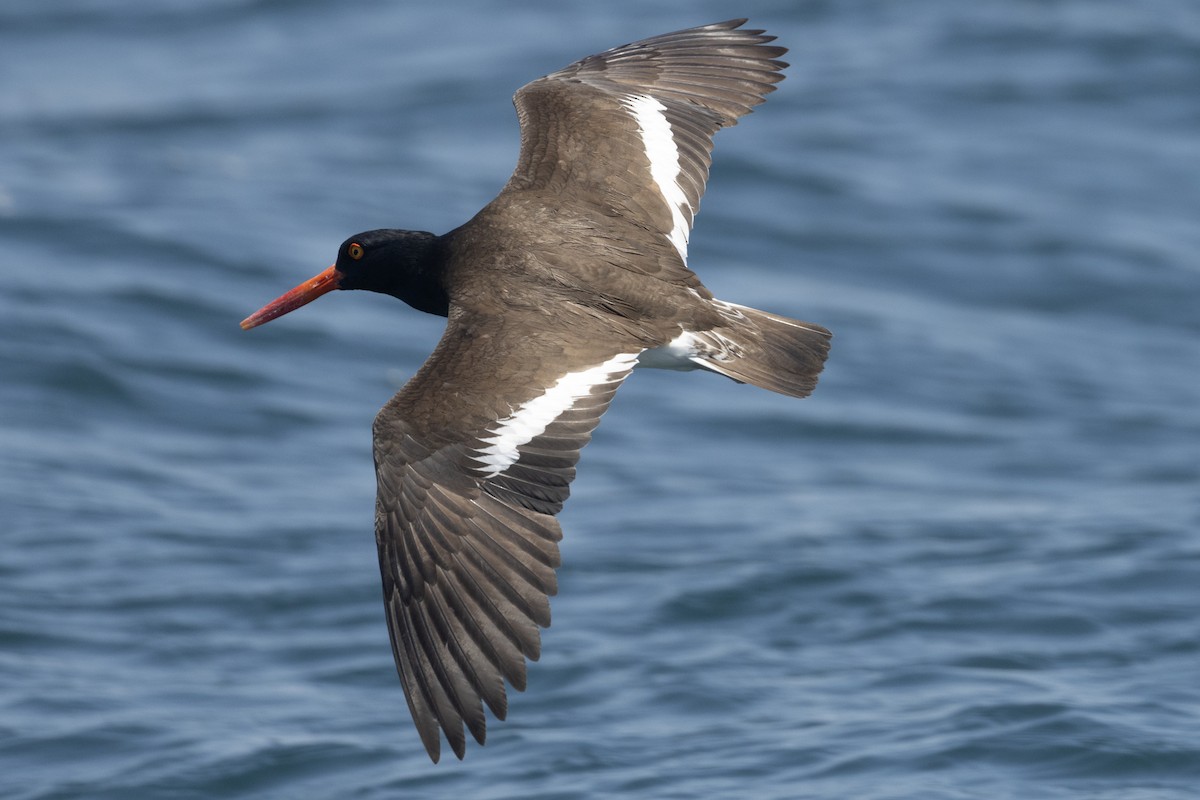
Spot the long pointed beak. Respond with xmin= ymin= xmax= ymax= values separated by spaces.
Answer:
xmin=240 ymin=265 xmax=340 ymax=330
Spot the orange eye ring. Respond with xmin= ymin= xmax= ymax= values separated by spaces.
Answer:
xmin=348 ymin=242 xmax=365 ymax=260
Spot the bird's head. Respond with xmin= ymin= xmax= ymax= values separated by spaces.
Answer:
xmin=240 ymin=229 xmax=445 ymax=330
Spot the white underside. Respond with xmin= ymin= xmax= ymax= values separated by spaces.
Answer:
xmin=470 ymin=352 xmax=641 ymax=478
xmin=636 ymin=331 xmax=703 ymax=372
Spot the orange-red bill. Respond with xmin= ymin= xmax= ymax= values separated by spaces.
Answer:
xmin=240 ymin=265 xmax=340 ymax=330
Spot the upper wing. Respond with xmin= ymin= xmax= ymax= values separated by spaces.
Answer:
xmin=504 ymin=19 xmax=787 ymax=266
xmin=372 ymin=308 xmax=644 ymax=761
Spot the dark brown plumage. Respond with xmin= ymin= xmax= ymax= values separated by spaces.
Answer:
xmin=242 ymin=19 xmax=831 ymax=762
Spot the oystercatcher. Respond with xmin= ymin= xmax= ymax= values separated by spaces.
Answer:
xmin=242 ymin=19 xmax=831 ymax=761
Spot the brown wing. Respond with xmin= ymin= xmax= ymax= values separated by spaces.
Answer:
xmin=372 ymin=309 xmax=643 ymax=761
xmin=504 ymin=19 xmax=787 ymax=269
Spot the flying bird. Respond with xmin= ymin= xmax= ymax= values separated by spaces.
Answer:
xmin=242 ymin=19 xmax=831 ymax=762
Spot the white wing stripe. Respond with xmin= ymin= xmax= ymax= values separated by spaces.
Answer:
xmin=470 ymin=352 xmax=640 ymax=478
xmin=621 ymin=94 xmax=692 ymax=262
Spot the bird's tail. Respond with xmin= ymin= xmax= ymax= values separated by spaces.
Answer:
xmin=691 ymin=301 xmax=832 ymax=399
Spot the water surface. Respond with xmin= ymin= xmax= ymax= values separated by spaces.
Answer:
xmin=2 ymin=2 xmax=1199 ymax=798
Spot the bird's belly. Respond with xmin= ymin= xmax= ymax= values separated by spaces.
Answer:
xmin=636 ymin=331 xmax=701 ymax=372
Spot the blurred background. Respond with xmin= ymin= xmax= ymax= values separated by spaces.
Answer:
xmin=2 ymin=1 xmax=1198 ymax=798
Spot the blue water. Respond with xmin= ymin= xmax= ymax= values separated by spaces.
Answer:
xmin=3 ymin=1 xmax=1199 ymax=798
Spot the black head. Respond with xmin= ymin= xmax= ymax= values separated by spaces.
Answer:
xmin=241 ymin=228 xmax=447 ymax=330
xmin=334 ymin=229 xmax=423 ymax=286
xmin=332 ymin=230 xmax=445 ymax=314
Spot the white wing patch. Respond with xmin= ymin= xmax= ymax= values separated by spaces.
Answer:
xmin=470 ymin=352 xmax=641 ymax=479
xmin=621 ymin=94 xmax=692 ymax=263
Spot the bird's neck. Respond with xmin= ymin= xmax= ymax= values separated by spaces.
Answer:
xmin=381 ymin=230 xmax=449 ymax=318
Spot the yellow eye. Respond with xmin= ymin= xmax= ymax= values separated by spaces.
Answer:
xmin=348 ymin=242 xmax=364 ymax=260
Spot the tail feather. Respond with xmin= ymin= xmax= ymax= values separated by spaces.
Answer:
xmin=690 ymin=302 xmax=831 ymax=398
